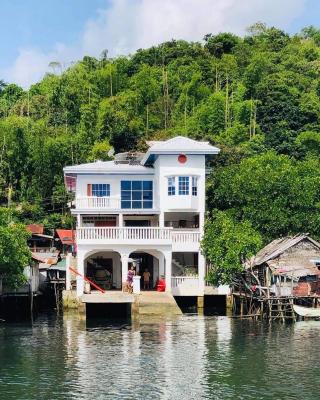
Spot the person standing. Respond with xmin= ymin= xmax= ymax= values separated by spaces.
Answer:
xmin=126 ymin=265 xmax=136 ymax=293
xmin=143 ymin=268 xmax=151 ymax=290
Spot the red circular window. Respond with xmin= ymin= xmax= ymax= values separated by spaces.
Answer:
xmin=178 ymin=154 xmax=187 ymax=164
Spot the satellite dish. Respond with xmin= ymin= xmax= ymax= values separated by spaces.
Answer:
xmin=108 ymin=148 xmax=115 ymax=157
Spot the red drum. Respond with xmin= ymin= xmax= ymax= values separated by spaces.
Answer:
xmin=156 ymin=279 xmax=166 ymax=292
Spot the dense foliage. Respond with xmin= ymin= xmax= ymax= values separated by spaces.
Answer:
xmin=1 ymin=23 xmax=320 ymax=282
xmin=201 ymin=211 xmax=262 ymax=285
xmin=0 ymin=208 xmax=31 ymax=287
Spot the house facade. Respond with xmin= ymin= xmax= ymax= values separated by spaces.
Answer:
xmin=63 ymin=136 xmax=220 ymax=298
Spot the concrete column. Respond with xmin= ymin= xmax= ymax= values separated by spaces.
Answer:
xmin=164 ymin=251 xmax=172 ymax=292
xmin=118 ymin=213 xmax=124 ymax=227
xmin=198 ymin=252 xmax=206 ymax=294
xmin=76 ymin=251 xmax=85 ymax=297
xmin=77 ymin=214 xmax=81 ymax=227
xmin=199 ymin=212 xmax=205 ymax=235
xmin=158 ymin=253 xmax=165 ymax=278
xmin=159 ymin=212 xmax=164 ymax=228
xmin=66 ymin=253 xmax=71 ymax=290
xmin=121 ymin=254 xmax=129 ymax=286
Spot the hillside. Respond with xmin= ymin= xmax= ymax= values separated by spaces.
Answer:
xmin=0 ymin=23 xmax=320 ymax=241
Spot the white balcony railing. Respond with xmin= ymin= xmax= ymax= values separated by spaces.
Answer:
xmin=171 ymin=276 xmax=199 ymax=287
xmin=171 ymin=276 xmax=201 ymax=296
xmin=76 ymin=196 xmax=121 ymax=209
xmin=77 ymin=227 xmax=201 ymax=244
xmin=172 ymin=230 xmax=201 ymax=243
xmin=77 ymin=227 xmax=173 ymax=241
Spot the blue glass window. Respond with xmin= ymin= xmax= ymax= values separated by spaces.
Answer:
xmin=168 ymin=177 xmax=175 ymax=196
xmin=92 ymin=184 xmax=110 ymax=197
xmin=178 ymin=177 xmax=189 ymax=195
xmin=121 ymin=181 xmax=153 ymax=209
xmin=192 ymin=177 xmax=198 ymax=196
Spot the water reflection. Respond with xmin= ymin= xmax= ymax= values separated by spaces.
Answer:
xmin=0 ymin=314 xmax=320 ymax=399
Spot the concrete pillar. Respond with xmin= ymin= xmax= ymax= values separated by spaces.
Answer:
xmin=121 ymin=254 xmax=129 ymax=286
xmin=226 ymin=295 xmax=233 ymax=317
xmin=76 ymin=251 xmax=85 ymax=297
xmin=66 ymin=253 xmax=71 ymax=290
xmin=164 ymin=251 xmax=172 ymax=292
xmin=118 ymin=213 xmax=123 ymax=227
xmin=197 ymin=296 xmax=204 ymax=309
xmin=133 ymin=276 xmax=141 ymax=294
xmin=198 ymin=252 xmax=206 ymax=294
xmin=77 ymin=214 xmax=81 ymax=227
xmin=158 ymin=253 xmax=165 ymax=278
xmin=159 ymin=212 xmax=164 ymax=228
xmin=199 ymin=212 xmax=205 ymax=235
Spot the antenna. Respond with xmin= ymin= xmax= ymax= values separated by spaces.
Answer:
xmin=107 ymin=148 xmax=115 ymax=158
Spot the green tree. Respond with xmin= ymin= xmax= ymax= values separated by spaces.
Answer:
xmin=207 ymin=152 xmax=320 ymax=240
xmin=201 ymin=211 xmax=262 ymax=285
xmin=0 ymin=208 xmax=31 ymax=287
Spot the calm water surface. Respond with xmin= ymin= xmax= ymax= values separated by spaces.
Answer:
xmin=0 ymin=313 xmax=319 ymax=400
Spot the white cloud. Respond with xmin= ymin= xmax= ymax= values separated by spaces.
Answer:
xmin=2 ymin=0 xmax=307 ymax=88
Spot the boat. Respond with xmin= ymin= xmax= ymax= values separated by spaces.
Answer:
xmin=293 ymin=304 xmax=320 ymax=318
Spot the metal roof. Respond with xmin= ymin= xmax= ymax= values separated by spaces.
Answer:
xmin=26 ymin=224 xmax=44 ymax=234
xmin=141 ymin=136 xmax=220 ymax=165
xmin=63 ymin=160 xmax=153 ymax=174
xmin=251 ymin=235 xmax=320 ymax=266
xmin=63 ymin=137 xmax=220 ymax=173
xmin=247 ymin=235 xmax=320 ymax=278
xmin=56 ymin=229 xmax=75 ymax=245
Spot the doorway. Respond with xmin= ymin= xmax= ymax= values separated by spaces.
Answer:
xmin=130 ymin=252 xmax=158 ymax=289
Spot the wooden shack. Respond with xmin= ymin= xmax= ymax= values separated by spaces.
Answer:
xmin=233 ymin=235 xmax=320 ymax=320
xmin=246 ymin=235 xmax=320 ymax=297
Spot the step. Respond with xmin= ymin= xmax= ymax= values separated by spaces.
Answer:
xmin=136 ymin=291 xmax=182 ymax=315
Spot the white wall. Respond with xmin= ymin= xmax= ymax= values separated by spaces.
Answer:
xmin=76 ymin=173 xmax=155 ymax=201
xmin=155 ymin=154 xmax=206 ymax=214
xmin=75 ymin=154 xmax=206 ymax=217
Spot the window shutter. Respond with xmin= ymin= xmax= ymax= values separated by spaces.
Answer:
xmin=87 ymin=184 xmax=92 ymax=196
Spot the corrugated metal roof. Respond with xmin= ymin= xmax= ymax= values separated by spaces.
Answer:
xmin=142 ymin=136 xmax=220 ymax=165
xmin=56 ymin=229 xmax=75 ymax=245
xmin=27 ymin=224 xmax=44 ymax=234
xmin=49 ymin=258 xmax=66 ymax=271
xmin=247 ymin=235 xmax=320 ymax=278
xmin=63 ymin=160 xmax=153 ymax=174
xmin=251 ymin=235 xmax=320 ymax=266
xmin=32 ymin=251 xmax=59 ymax=265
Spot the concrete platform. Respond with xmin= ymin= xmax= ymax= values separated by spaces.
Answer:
xmin=137 ymin=291 xmax=182 ymax=315
xmin=81 ymin=291 xmax=134 ymax=304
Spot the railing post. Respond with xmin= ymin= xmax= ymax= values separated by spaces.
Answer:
xmin=121 ymin=253 xmax=129 ymax=287
xmin=76 ymin=251 xmax=85 ymax=297
xmin=198 ymin=253 xmax=205 ymax=294
xmin=164 ymin=251 xmax=172 ymax=293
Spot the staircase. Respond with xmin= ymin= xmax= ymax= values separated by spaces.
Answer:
xmin=266 ymin=297 xmax=296 ymax=321
xmin=172 ymin=258 xmax=185 ymax=275
xmin=135 ymin=291 xmax=182 ymax=315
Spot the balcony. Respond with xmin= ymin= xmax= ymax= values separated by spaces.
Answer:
xmin=171 ymin=276 xmax=201 ymax=296
xmin=75 ymin=196 xmax=158 ymax=212
xmin=76 ymin=196 xmax=120 ymax=210
xmin=76 ymin=227 xmax=201 ymax=248
xmin=172 ymin=229 xmax=201 ymax=251
xmin=77 ymin=227 xmax=173 ymax=245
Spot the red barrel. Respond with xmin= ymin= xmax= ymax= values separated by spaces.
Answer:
xmin=156 ymin=278 xmax=166 ymax=292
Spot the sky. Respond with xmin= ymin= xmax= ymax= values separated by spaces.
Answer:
xmin=0 ymin=0 xmax=319 ymax=88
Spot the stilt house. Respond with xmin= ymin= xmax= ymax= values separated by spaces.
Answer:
xmin=245 ymin=235 xmax=320 ymax=297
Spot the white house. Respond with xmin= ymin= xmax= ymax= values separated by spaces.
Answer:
xmin=63 ymin=136 xmax=220 ymax=299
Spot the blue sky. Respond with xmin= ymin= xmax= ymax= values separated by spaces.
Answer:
xmin=0 ymin=0 xmax=319 ymax=87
